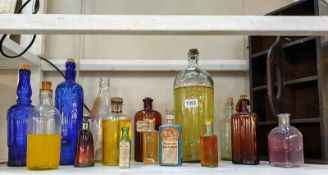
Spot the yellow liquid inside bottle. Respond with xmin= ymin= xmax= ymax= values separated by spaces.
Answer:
xmin=174 ymin=86 xmax=214 ymax=162
xmin=142 ymin=131 xmax=159 ymax=164
xmin=119 ymin=118 xmax=131 ymax=140
xmin=102 ymin=118 xmax=119 ymax=166
xmin=26 ymin=134 xmax=61 ymax=170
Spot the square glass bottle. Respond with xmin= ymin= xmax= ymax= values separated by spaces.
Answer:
xmin=158 ymin=111 xmax=182 ymax=166
xmin=200 ymin=121 xmax=218 ymax=167
xmin=142 ymin=119 xmax=158 ymax=164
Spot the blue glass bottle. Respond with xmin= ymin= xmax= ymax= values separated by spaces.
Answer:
xmin=7 ymin=64 xmax=33 ymax=167
xmin=158 ymin=111 xmax=182 ymax=166
xmin=55 ymin=58 xmax=84 ymax=165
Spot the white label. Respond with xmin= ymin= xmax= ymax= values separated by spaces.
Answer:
xmin=119 ymin=141 xmax=130 ymax=168
xmin=184 ymin=99 xmax=198 ymax=108
xmin=136 ymin=120 xmax=147 ymax=132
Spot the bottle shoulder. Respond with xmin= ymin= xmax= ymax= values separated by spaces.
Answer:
xmin=29 ymin=105 xmax=61 ymax=119
xmin=269 ymin=125 xmax=302 ymax=137
xmin=134 ymin=110 xmax=162 ymax=119
xmin=159 ymin=124 xmax=181 ymax=131
xmin=56 ymin=81 xmax=83 ymax=92
xmin=232 ymin=112 xmax=257 ymax=119
xmin=174 ymin=67 xmax=214 ymax=88
xmin=7 ymin=103 xmax=33 ymax=116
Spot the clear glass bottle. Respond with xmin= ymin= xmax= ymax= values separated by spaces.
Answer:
xmin=7 ymin=63 xmax=34 ymax=167
xmin=268 ymin=113 xmax=304 ymax=168
xmin=134 ymin=97 xmax=162 ymax=162
xmin=158 ymin=110 xmax=182 ymax=166
xmin=55 ymin=58 xmax=84 ymax=165
xmin=75 ymin=116 xmax=94 ymax=167
xmin=119 ymin=127 xmax=131 ymax=168
xmin=200 ymin=121 xmax=218 ymax=167
xmin=143 ymin=119 xmax=159 ymax=164
xmin=90 ymin=77 xmax=111 ymax=162
xmin=174 ymin=48 xmax=214 ymax=162
xmin=115 ymin=98 xmax=131 ymax=140
xmin=231 ymin=95 xmax=259 ymax=165
xmin=220 ymin=97 xmax=234 ymax=160
xmin=26 ymin=81 xmax=61 ymax=170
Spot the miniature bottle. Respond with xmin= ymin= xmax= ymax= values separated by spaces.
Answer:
xmin=75 ymin=116 xmax=95 ymax=167
xmin=200 ymin=121 xmax=218 ymax=167
xmin=220 ymin=97 xmax=234 ymax=160
xmin=143 ymin=119 xmax=159 ymax=164
xmin=90 ymin=77 xmax=111 ymax=162
xmin=102 ymin=97 xmax=128 ymax=166
xmin=268 ymin=113 xmax=304 ymax=168
xmin=174 ymin=48 xmax=214 ymax=162
xmin=26 ymin=81 xmax=61 ymax=170
xmin=55 ymin=58 xmax=83 ymax=165
xmin=134 ymin=97 xmax=162 ymax=162
xmin=231 ymin=95 xmax=259 ymax=165
xmin=158 ymin=110 xmax=182 ymax=166
xmin=7 ymin=63 xmax=34 ymax=167
xmin=119 ymin=127 xmax=131 ymax=168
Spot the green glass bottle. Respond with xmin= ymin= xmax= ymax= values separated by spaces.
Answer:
xmin=119 ymin=127 xmax=131 ymax=168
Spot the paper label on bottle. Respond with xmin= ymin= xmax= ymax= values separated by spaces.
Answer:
xmin=184 ymin=99 xmax=198 ymax=108
xmin=160 ymin=128 xmax=180 ymax=164
xmin=119 ymin=140 xmax=130 ymax=168
xmin=137 ymin=120 xmax=148 ymax=132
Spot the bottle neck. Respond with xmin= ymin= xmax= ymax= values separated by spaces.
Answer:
xmin=278 ymin=114 xmax=290 ymax=126
xmin=17 ymin=69 xmax=32 ymax=105
xmin=122 ymin=129 xmax=129 ymax=140
xmin=166 ymin=119 xmax=175 ymax=125
xmin=40 ymin=93 xmax=53 ymax=106
xmin=205 ymin=124 xmax=213 ymax=135
xmin=82 ymin=121 xmax=90 ymax=130
xmin=188 ymin=55 xmax=199 ymax=68
xmin=144 ymin=102 xmax=153 ymax=110
xmin=99 ymin=86 xmax=111 ymax=103
xmin=66 ymin=62 xmax=76 ymax=82
xmin=225 ymin=102 xmax=234 ymax=118
xmin=112 ymin=104 xmax=122 ymax=113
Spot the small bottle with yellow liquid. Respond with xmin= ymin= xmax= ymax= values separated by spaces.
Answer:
xmin=174 ymin=48 xmax=214 ymax=162
xmin=102 ymin=97 xmax=131 ymax=166
xmin=26 ymin=81 xmax=61 ymax=170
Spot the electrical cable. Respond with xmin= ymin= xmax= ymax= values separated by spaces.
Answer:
xmin=0 ymin=0 xmax=91 ymax=113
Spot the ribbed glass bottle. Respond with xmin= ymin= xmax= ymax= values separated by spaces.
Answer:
xmin=7 ymin=64 xmax=34 ymax=167
xmin=174 ymin=48 xmax=214 ymax=162
xmin=55 ymin=58 xmax=84 ymax=165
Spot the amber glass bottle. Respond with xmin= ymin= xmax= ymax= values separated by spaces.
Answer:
xmin=200 ymin=121 xmax=218 ymax=167
xmin=134 ymin=97 xmax=161 ymax=162
xmin=231 ymin=95 xmax=259 ymax=165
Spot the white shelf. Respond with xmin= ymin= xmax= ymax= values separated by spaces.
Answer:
xmin=0 ymin=161 xmax=328 ymax=175
xmin=0 ymin=15 xmax=327 ymax=35
xmin=41 ymin=59 xmax=248 ymax=71
xmin=0 ymin=36 xmax=40 ymax=69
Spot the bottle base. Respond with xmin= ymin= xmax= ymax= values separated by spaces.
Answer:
xmin=7 ymin=162 xmax=26 ymax=167
xmin=201 ymin=163 xmax=218 ymax=168
xmin=74 ymin=163 xmax=95 ymax=168
xmin=270 ymin=162 xmax=303 ymax=168
xmin=27 ymin=166 xmax=59 ymax=170
xmin=232 ymin=160 xmax=259 ymax=165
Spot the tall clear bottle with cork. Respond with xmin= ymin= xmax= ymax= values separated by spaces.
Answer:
xmin=174 ymin=48 xmax=214 ymax=162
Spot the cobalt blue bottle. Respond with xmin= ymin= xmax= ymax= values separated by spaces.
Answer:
xmin=158 ymin=111 xmax=182 ymax=166
xmin=55 ymin=58 xmax=84 ymax=165
xmin=7 ymin=64 xmax=33 ymax=167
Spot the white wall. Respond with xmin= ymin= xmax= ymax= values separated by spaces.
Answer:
xmin=0 ymin=0 xmax=293 ymax=161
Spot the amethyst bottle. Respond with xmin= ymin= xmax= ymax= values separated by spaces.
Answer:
xmin=268 ymin=113 xmax=304 ymax=168
xmin=75 ymin=116 xmax=94 ymax=167
xmin=7 ymin=64 xmax=34 ymax=166
xmin=55 ymin=58 xmax=84 ymax=165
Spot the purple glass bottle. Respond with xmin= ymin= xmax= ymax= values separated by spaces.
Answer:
xmin=268 ymin=113 xmax=304 ymax=168
xmin=7 ymin=64 xmax=34 ymax=166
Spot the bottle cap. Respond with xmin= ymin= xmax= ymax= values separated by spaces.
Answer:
xmin=236 ymin=95 xmax=250 ymax=112
xmin=67 ymin=58 xmax=76 ymax=63
xmin=227 ymin=96 xmax=233 ymax=103
xmin=83 ymin=116 xmax=91 ymax=123
xmin=143 ymin=97 xmax=153 ymax=103
xmin=188 ymin=48 xmax=199 ymax=55
xmin=41 ymin=81 xmax=52 ymax=91
xmin=205 ymin=121 xmax=212 ymax=126
xmin=20 ymin=63 xmax=30 ymax=70
xmin=111 ymin=97 xmax=123 ymax=104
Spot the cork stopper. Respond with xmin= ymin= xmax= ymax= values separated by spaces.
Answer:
xmin=236 ymin=95 xmax=250 ymax=112
xmin=227 ymin=96 xmax=233 ymax=103
xmin=67 ymin=58 xmax=76 ymax=63
xmin=111 ymin=97 xmax=123 ymax=104
xmin=188 ymin=48 xmax=199 ymax=55
xmin=20 ymin=63 xmax=30 ymax=70
xmin=41 ymin=81 xmax=52 ymax=91
xmin=143 ymin=97 xmax=153 ymax=103
xmin=205 ymin=120 xmax=212 ymax=126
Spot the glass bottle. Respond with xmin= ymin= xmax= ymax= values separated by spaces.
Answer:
xmin=119 ymin=127 xmax=131 ymax=168
xmin=102 ymin=97 xmax=129 ymax=166
xmin=158 ymin=110 xmax=182 ymax=166
xmin=55 ymin=58 xmax=84 ymax=165
xmin=75 ymin=116 xmax=95 ymax=167
xmin=220 ymin=97 xmax=234 ymax=160
xmin=90 ymin=77 xmax=111 ymax=162
xmin=26 ymin=81 xmax=61 ymax=170
xmin=174 ymin=48 xmax=214 ymax=162
xmin=231 ymin=95 xmax=259 ymax=165
xmin=268 ymin=113 xmax=304 ymax=168
xmin=143 ymin=118 xmax=159 ymax=164
xmin=7 ymin=63 xmax=34 ymax=167
xmin=134 ymin=97 xmax=162 ymax=162
xmin=200 ymin=121 xmax=218 ymax=167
